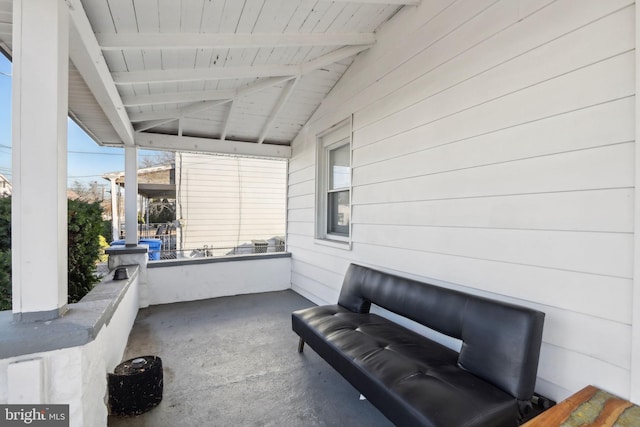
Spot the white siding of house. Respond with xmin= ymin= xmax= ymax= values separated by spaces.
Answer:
xmin=287 ymin=0 xmax=636 ymax=403
xmin=177 ymin=153 xmax=287 ymax=253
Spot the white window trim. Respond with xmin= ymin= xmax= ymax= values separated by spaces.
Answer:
xmin=315 ymin=117 xmax=353 ymax=249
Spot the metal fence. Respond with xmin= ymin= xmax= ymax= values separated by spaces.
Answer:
xmin=138 ymin=223 xmax=176 ymax=259
xmin=162 ymin=240 xmax=286 ymax=260
xmin=118 ymin=223 xmax=285 ymax=261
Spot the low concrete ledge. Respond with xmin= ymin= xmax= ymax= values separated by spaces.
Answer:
xmin=105 ymin=246 xmax=148 ymax=256
xmin=0 ymin=266 xmax=139 ymax=359
xmin=147 ymin=251 xmax=291 ymax=268
xmin=145 ymin=252 xmax=292 ymax=305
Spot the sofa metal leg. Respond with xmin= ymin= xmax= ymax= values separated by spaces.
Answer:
xmin=298 ymin=338 xmax=305 ymax=353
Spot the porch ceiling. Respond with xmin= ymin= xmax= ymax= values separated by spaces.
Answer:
xmin=0 ymin=0 xmax=416 ymax=158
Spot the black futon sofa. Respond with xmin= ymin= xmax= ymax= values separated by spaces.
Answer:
xmin=292 ymin=264 xmax=545 ymax=427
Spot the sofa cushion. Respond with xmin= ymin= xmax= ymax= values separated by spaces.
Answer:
xmin=459 ymin=298 xmax=544 ymax=399
xmin=336 ymin=264 xmax=544 ymax=401
xmin=293 ymin=304 xmax=519 ymax=427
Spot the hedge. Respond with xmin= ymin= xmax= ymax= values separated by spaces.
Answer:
xmin=0 ymin=197 xmax=105 ymax=309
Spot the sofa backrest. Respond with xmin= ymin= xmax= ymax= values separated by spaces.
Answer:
xmin=337 ymin=263 xmax=545 ymax=401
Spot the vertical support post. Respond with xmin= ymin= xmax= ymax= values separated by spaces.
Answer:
xmin=631 ymin=1 xmax=640 ymax=403
xmin=11 ymin=0 xmax=69 ymax=321
xmin=124 ymin=146 xmax=138 ymax=246
xmin=175 ymin=153 xmax=184 ymax=257
xmin=108 ymin=177 xmax=120 ymax=240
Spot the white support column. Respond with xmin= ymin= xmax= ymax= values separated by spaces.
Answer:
xmin=108 ymin=177 xmax=119 ymax=241
xmin=631 ymin=1 xmax=640 ymax=403
xmin=124 ymin=146 xmax=138 ymax=246
xmin=11 ymin=0 xmax=69 ymax=321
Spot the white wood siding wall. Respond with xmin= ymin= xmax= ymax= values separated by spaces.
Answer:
xmin=177 ymin=153 xmax=286 ymax=253
xmin=287 ymin=0 xmax=636 ymax=403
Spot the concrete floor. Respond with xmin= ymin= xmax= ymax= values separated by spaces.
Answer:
xmin=108 ymin=290 xmax=394 ymax=427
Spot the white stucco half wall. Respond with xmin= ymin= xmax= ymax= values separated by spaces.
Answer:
xmin=146 ymin=254 xmax=292 ymax=306
xmin=0 ymin=270 xmax=140 ymax=427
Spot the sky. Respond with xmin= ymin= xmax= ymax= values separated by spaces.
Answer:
xmin=0 ymin=54 xmax=168 ymax=191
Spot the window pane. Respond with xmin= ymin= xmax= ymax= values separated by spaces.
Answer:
xmin=329 ymin=144 xmax=350 ymax=190
xmin=328 ymin=190 xmax=350 ymax=235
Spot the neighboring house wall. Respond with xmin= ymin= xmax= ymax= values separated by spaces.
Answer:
xmin=288 ymin=0 xmax=634 ymax=404
xmin=0 ymin=175 xmax=11 ymax=197
xmin=177 ymin=153 xmax=287 ymax=254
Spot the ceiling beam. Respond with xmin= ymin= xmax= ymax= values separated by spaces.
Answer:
xmin=135 ymin=132 xmax=291 ymax=159
xmin=113 ymin=64 xmax=294 ymax=84
xmin=128 ymin=77 xmax=292 ymax=122
xmin=237 ymin=76 xmax=294 ymax=96
xmin=134 ymin=118 xmax=177 ymax=132
xmin=300 ymin=45 xmax=371 ymax=74
xmin=316 ymin=0 xmax=419 ymax=4
xmin=130 ymin=110 xmax=180 ymax=123
xmin=129 ymin=99 xmax=232 ymax=123
xmin=220 ymin=100 xmax=236 ymax=141
xmin=178 ymin=98 xmax=232 ymax=118
xmin=97 ymin=32 xmax=375 ymax=51
xmin=67 ymin=0 xmax=134 ymax=145
xmin=122 ymin=88 xmax=235 ymax=107
xmin=258 ymin=77 xmax=299 ymax=144
xmin=112 ymin=45 xmax=372 ymax=85
xmin=123 ymin=76 xmax=290 ymax=107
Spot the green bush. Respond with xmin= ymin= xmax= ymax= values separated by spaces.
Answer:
xmin=0 ymin=198 xmax=11 ymax=311
xmin=0 ymin=197 xmax=11 ymax=251
xmin=0 ymin=197 xmax=106 ymax=309
xmin=101 ymin=219 xmax=113 ymax=243
xmin=67 ymin=199 xmax=104 ymax=303
xmin=0 ymin=250 xmax=10 ymax=311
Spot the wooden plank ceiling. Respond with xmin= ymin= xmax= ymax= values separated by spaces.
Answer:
xmin=0 ymin=0 xmax=417 ymax=157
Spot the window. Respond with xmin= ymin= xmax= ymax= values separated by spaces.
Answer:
xmin=316 ymin=118 xmax=352 ymax=245
xmin=327 ymin=143 xmax=350 ymax=235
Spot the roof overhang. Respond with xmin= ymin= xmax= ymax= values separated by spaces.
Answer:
xmin=0 ymin=0 xmax=418 ymax=158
